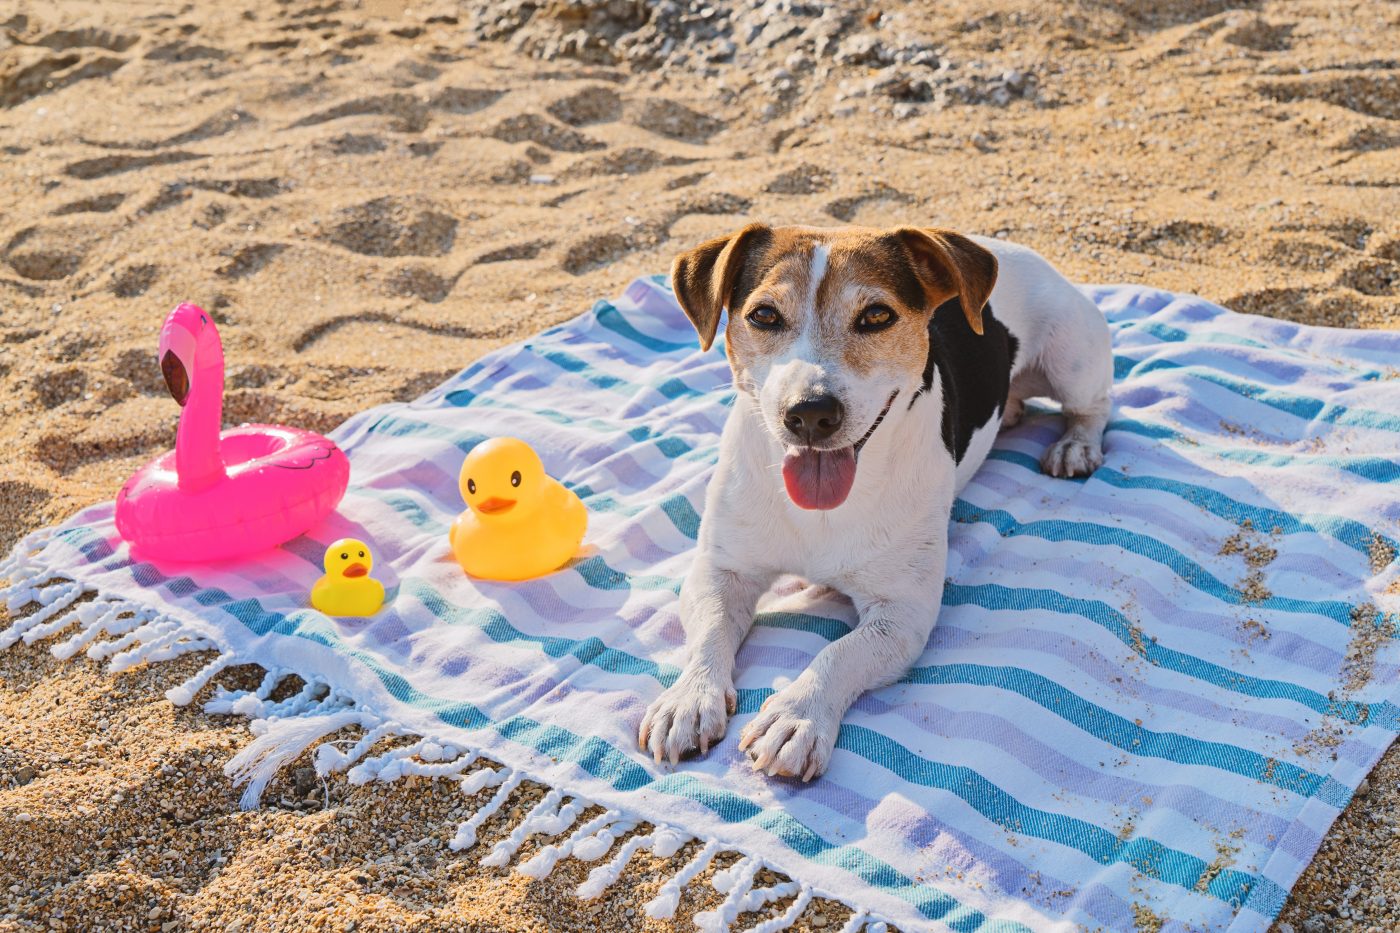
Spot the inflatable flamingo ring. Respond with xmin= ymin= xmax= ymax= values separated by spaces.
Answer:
xmin=115 ymin=303 xmax=350 ymax=563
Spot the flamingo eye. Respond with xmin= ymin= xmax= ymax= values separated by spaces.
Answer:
xmin=467 ymin=478 xmax=476 ymax=495
xmin=511 ymin=470 xmax=521 ymax=487
xmin=340 ymin=552 xmax=348 ymax=560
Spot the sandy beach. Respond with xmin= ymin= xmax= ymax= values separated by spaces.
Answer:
xmin=2 ymin=0 xmax=1398 ymax=929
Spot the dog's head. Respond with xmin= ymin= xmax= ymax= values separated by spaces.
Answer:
xmin=673 ymin=224 xmax=997 ymax=510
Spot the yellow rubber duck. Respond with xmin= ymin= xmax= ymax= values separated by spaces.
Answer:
xmin=450 ymin=437 xmax=587 ymax=581
xmin=311 ymin=537 xmax=385 ymax=617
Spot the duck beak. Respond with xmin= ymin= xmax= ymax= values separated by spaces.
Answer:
xmin=343 ymin=563 xmax=368 ymax=578
xmin=477 ymin=497 xmax=516 ymax=515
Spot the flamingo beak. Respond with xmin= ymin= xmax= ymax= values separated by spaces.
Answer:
xmin=161 ymin=350 xmax=190 ymax=406
xmin=158 ymin=311 xmax=200 ymax=407
xmin=343 ymin=563 xmax=368 ymax=578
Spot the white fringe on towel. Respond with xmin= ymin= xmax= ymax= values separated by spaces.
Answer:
xmin=1 ymin=552 xmax=893 ymax=933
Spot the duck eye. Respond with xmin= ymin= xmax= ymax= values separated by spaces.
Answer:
xmin=746 ymin=305 xmax=783 ymax=330
xmin=358 ymin=550 xmax=365 ymax=558
xmin=340 ymin=552 xmax=348 ymax=560
xmin=467 ymin=478 xmax=476 ymax=495
xmin=511 ymin=470 xmax=521 ymax=487
xmin=855 ymin=304 xmax=897 ymax=333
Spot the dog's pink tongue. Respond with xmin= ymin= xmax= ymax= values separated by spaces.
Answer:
xmin=782 ymin=447 xmax=857 ymax=510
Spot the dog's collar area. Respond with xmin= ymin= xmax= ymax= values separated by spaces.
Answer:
xmin=853 ymin=390 xmax=899 ymax=457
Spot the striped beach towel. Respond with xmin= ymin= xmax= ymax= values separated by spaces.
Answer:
xmin=4 ymin=276 xmax=1399 ymax=933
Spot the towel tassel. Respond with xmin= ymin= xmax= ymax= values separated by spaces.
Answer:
xmin=644 ymin=838 xmax=722 ymax=919
xmin=224 ymin=709 xmax=369 ymax=809
xmin=450 ymin=768 xmax=523 ymax=851
xmin=480 ymin=788 xmax=565 ymax=867
xmin=516 ymin=804 xmax=613 ymax=879
xmin=576 ymin=825 xmax=690 ymax=900
xmin=166 ymin=652 xmax=238 ymax=706
xmin=694 ymin=856 xmax=763 ymax=933
xmin=741 ymin=884 xmax=813 ymax=933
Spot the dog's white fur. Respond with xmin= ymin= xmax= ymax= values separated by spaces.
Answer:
xmin=639 ymin=228 xmax=1112 ymax=781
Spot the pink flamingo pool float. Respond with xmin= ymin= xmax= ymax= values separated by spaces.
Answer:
xmin=115 ymin=303 xmax=350 ymax=563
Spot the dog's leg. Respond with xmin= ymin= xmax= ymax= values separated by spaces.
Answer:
xmin=639 ymin=557 xmax=768 ymax=765
xmin=1035 ymin=294 xmax=1113 ymax=478
xmin=1000 ymin=395 xmax=1025 ymax=429
xmin=739 ymin=593 xmax=933 ymax=781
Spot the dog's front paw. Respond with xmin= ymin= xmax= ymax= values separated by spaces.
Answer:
xmin=1041 ymin=434 xmax=1103 ymax=478
xmin=639 ymin=672 xmax=737 ymax=765
xmin=738 ymin=684 xmax=838 ymax=782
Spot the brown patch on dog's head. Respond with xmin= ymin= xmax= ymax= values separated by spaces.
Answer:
xmin=893 ymin=228 xmax=998 ymax=335
xmin=671 ymin=222 xmax=774 ymax=351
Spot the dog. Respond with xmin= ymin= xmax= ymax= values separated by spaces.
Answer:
xmin=637 ymin=224 xmax=1113 ymax=781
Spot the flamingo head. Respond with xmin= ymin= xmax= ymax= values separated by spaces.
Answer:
xmin=157 ymin=302 xmax=218 ymax=406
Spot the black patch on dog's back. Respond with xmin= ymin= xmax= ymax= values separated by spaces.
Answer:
xmin=915 ymin=297 xmax=1018 ymax=463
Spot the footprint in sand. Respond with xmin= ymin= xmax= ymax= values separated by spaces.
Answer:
xmin=1335 ymin=258 xmax=1399 ymax=297
xmin=559 ymin=148 xmax=694 ymax=181
xmin=1261 ymin=235 xmax=1352 ymax=272
xmin=629 ymin=98 xmax=724 ymax=144
xmin=30 ymin=367 xmax=87 ymax=409
xmin=142 ymin=178 xmax=285 ymax=215
xmin=1260 ymin=71 xmax=1400 ymax=121
xmin=65 ymin=151 xmax=204 ymax=180
xmin=0 ymin=481 xmax=50 ymax=552
xmin=430 ymin=86 xmax=504 ymax=114
xmin=824 ymin=184 xmax=914 ymax=223
xmin=322 ymin=198 xmax=457 ymax=257
xmin=110 ymin=263 xmax=160 ymax=298
xmin=292 ymin=314 xmax=505 ymax=358
xmin=325 ymin=133 xmax=388 ymax=155
xmin=561 ymin=232 xmax=633 ymax=276
xmin=764 ymin=163 xmax=835 ymax=195
xmin=1372 ymin=236 xmax=1400 ymax=263
xmin=216 ymin=243 xmax=288 ymax=279
xmin=3 ymin=226 xmax=90 ymax=281
xmin=1 ymin=50 xmax=127 ymax=107
xmin=143 ymin=41 xmax=229 ymax=62
xmin=50 ymin=193 xmax=126 ymax=216
xmin=475 ymin=240 xmax=551 ymax=264
xmin=1216 ymin=15 xmax=1296 ymax=52
xmin=385 ymin=267 xmax=458 ymax=303
xmin=1124 ymin=220 xmax=1228 ymax=261
xmin=547 ymin=86 xmax=623 ymax=126
xmin=292 ymin=93 xmax=430 ymax=133
xmin=490 ymin=113 xmax=605 ymax=152
xmin=112 ymin=347 xmax=169 ymax=396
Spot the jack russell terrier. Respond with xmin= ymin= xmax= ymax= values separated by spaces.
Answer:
xmin=638 ymin=224 xmax=1113 ymax=781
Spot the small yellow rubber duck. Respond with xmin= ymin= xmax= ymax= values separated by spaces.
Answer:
xmin=311 ymin=537 xmax=385 ymax=617
xmin=450 ymin=437 xmax=587 ymax=581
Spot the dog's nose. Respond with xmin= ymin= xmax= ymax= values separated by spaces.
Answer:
xmin=783 ymin=394 xmax=845 ymax=444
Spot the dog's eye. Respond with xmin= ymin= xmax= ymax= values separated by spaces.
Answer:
xmin=746 ymin=305 xmax=783 ymax=330
xmin=855 ymin=304 xmax=897 ymax=332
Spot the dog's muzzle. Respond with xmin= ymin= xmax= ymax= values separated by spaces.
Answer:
xmin=780 ymin=390 xmax=898 ymax=511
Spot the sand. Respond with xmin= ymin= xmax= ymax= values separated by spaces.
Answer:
xmin=1 ymin=0 xmax=1397 ymax=930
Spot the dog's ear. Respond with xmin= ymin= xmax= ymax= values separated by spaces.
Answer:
xmin=894 ymin=228 xmax=999 ymax=335
xmin=671 ymin=223 xmax=770 ymax=351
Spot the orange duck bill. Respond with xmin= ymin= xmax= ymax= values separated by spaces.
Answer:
xmin=477 ymin=497 xmax=517 ymax=515
xmin=343 ymin=563 xmax=368 ymax=578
